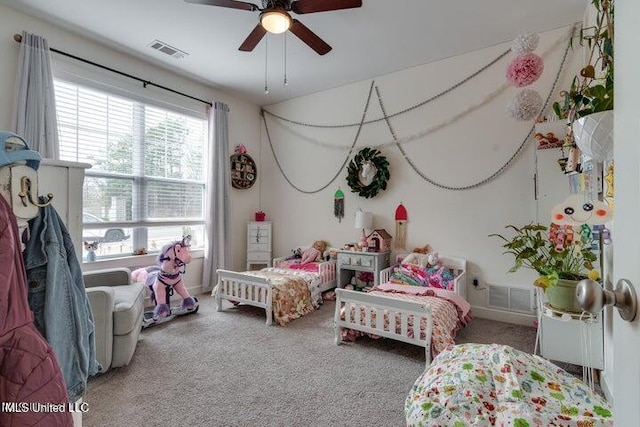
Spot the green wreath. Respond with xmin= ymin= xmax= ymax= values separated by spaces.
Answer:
xmin=346 ymin=147 xmax=390 ymax=198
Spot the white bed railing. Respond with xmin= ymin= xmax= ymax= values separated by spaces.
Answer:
xmin=318 ymin=261 xmax=336 ymax=289
xmin=271 ymin=254 xmax=337 ymax=292
xmin=334 ymin=288 xmax=433 ymax=365
xmin=215 ymin=269 xmax=274 ymax=325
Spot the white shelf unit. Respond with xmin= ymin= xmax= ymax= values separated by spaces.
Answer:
xmin=246 ymin=221 xmax=272 ymax=270
xmin=537 ymin=299 xmax=604 ymax=370
xmin=39 ymin=159 xmax=91 ymax=264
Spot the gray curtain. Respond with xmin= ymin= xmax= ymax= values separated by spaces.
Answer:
xmin=12 ymin=31 xmax=60 ymax=159
xmin=202 ymin=101 xmax=231 ymax=292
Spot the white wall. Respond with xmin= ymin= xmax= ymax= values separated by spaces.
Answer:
xmin=259 ymin=25 xmax=582 ymax=322
xmin=0 ymin=4 xmax=262 ymax=286
xmin=0 ymin=4 xmax=585 ymax=321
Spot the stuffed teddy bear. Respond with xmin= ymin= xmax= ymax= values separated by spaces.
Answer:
xmin=299 ymin=240 xmax=328 ymax=264
xmin=412 ymin=244 xmax=431 ymax=254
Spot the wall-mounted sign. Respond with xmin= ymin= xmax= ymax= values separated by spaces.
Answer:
xmin=230 ymin=153 xmax=257 ymax=189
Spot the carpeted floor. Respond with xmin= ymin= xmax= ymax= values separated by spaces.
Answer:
xmin=81 ymin=294 xmax=546 ymax=427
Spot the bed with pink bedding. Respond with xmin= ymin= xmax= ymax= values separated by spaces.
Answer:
xmin=214 ymin=255 xmax=336 ymax=325
xmin=334 ymin=254 xmax=469 ymax=365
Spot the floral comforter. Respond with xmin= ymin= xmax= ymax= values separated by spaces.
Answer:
xmin=340 ymin=284 xmax=472 ymax=359
xmin=235 ymin=269 xmax=316 ymax=326
xmin=405 ymin=343 xmax=613 ymax=426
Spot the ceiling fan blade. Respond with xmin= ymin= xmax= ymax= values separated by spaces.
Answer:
xmin=239 ymin=24 xmax=267 ymax=51
xmin=290 ymin=0 xmax=362 ymax=14
xmin=184 ymin=0 xmax=258 ymax=11
xmin=289 ymin=19 xmax=331 ymax=55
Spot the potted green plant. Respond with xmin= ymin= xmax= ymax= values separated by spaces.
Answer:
xmin=490 ymin=223 xmax=599 ymax=312
xmin=552 ymin=0 xmax=614 ymax=161
xmin=552 ymin=0 xmax=613 ymax=121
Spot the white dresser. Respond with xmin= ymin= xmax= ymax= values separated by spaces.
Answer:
xmin=246 ymin=221 xmax=272 ymax=270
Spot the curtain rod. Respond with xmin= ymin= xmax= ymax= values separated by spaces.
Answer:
xmin=13 ymin=33 xmax=212 ymax=107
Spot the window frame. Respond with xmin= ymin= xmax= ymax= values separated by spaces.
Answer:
xmin=53 ymin=67 xmax=209 ymax=262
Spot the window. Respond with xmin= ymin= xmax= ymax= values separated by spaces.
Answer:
xmin=55 ymin=80 xmax=208 ymax=260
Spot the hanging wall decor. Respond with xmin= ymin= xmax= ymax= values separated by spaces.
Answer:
xmin=334 ymin=188 xmax=345 ymax=222
xmin=394 ymin=203 xmax=408 ymax=249
xmin=230 ymin=149 xmax=257 ymax=190
xmin=346 ymin=147 xmax=390 ymax=199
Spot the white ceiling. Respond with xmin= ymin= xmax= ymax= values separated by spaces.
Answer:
xmin=4 ymin=0 xmax=587 ymax=106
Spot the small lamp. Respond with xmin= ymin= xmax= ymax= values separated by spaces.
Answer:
xmin=354 ymin=209 xmax=373 ymax=250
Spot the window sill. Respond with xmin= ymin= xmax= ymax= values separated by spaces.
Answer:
xmin=82 ymin=249 xmax=204 ymax=271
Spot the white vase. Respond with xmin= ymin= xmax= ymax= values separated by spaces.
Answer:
xmin=572 ymin=110 xmax=614 ymax=161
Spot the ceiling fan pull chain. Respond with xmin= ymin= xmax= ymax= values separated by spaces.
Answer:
xmin=283 ymin=32 xmax=288 ymax=87
xmin=264 ymin=34 xmax=269 ymax=94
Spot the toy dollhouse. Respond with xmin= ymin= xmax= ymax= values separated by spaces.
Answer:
xmin=367 ymin=229 xmax=392 ymax=252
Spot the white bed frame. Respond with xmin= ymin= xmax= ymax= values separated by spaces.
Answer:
xmin=334 ymin=255 xmax=466 ymax=365
xmin=215 ymin=258 xmax=336 ymax=325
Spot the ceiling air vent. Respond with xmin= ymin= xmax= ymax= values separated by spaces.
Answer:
xmin=148 ymin=40 xmax=188 ymax=59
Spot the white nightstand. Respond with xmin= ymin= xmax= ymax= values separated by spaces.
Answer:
xmin=247 ymin=221 xmax=272 ymax=270
xmin=336 ymin=250 xmax=390 ymax=289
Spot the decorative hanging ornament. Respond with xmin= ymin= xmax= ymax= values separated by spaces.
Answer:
xmin=550 ymin=194 xmax=613 ymax=226
xmin=334 ymin=188 xmax=345 ymax=222
xmin=511 ymin=32 xmax=540 ymax=55
xmin=507 ymin=88 xmax=543 ymax=121
xmin=506 ymin=52 xmax=544 ymax=87
xmin=346 ymin=147 xmax=390 ymax=198
xmin=394 ymin=203 xmax=408 ymax=250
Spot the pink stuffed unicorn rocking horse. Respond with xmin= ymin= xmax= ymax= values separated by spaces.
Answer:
xmin=133 ymin=235 xmax=198 ymax=324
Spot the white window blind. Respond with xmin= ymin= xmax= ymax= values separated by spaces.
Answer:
xmin=55 ymin=79 xmax=208 ymax=260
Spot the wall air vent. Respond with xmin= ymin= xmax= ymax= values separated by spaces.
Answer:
xmin=487 ymin=284 xmax=536 ymax=314
xmin=148 ymin=40 xmax=188 ymax=59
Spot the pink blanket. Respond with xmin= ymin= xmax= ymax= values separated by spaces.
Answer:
xmin=375 ymin=282 xmax=472 ymax=325
xmin=275 ymin=260 xmax=320 ymax=271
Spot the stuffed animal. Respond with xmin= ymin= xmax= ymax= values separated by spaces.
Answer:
xmin=412 ymin=244 xmax=431 ymax=254
xmin=133 ymin=236 xmax=195 ymax=318
xmin=84 ymin=241 xmax=99 ymax=262
xmin=286 ymin=247 xmax=303 ymax=261
xmin=299 ymin=240 xmax=328 ymax=264
xmin=426 ymin=252 xmax=440 ymax=268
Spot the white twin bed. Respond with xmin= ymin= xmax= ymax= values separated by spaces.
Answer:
xmin=334 ymin=254 xmax=469 ymax=365
xmin=215 ymin=248 xmax=470 ymax=366
xmin=214 ymin=247 xmax=337 ymax=326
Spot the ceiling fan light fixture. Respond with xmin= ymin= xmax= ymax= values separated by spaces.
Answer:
xmin=260 ymin=10 xmax=291 ymax=34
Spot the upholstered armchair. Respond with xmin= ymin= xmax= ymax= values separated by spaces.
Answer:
xmin=83 ymin=268 xmax=145 ymax=373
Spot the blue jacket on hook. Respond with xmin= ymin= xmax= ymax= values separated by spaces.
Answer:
xmin=23 ymin=203 xmax=101 ymax=402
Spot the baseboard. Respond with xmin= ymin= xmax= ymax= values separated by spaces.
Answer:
xmin=472 ymin=306 xmax=537 ymax=327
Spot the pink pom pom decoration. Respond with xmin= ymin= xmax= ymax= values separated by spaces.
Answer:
xmin=506 ymin=53 xmax=544 ymax=87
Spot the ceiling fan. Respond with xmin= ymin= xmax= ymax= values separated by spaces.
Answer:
xmin=185 ymin=0 xmax=363 ymax=55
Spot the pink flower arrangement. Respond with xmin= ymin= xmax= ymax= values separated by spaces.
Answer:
xmin=506 ymin=53 xmax=544 ymax=87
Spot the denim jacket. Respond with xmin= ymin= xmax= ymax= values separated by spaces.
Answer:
xmin=23 ymin=204 xmax=101 ymax=402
